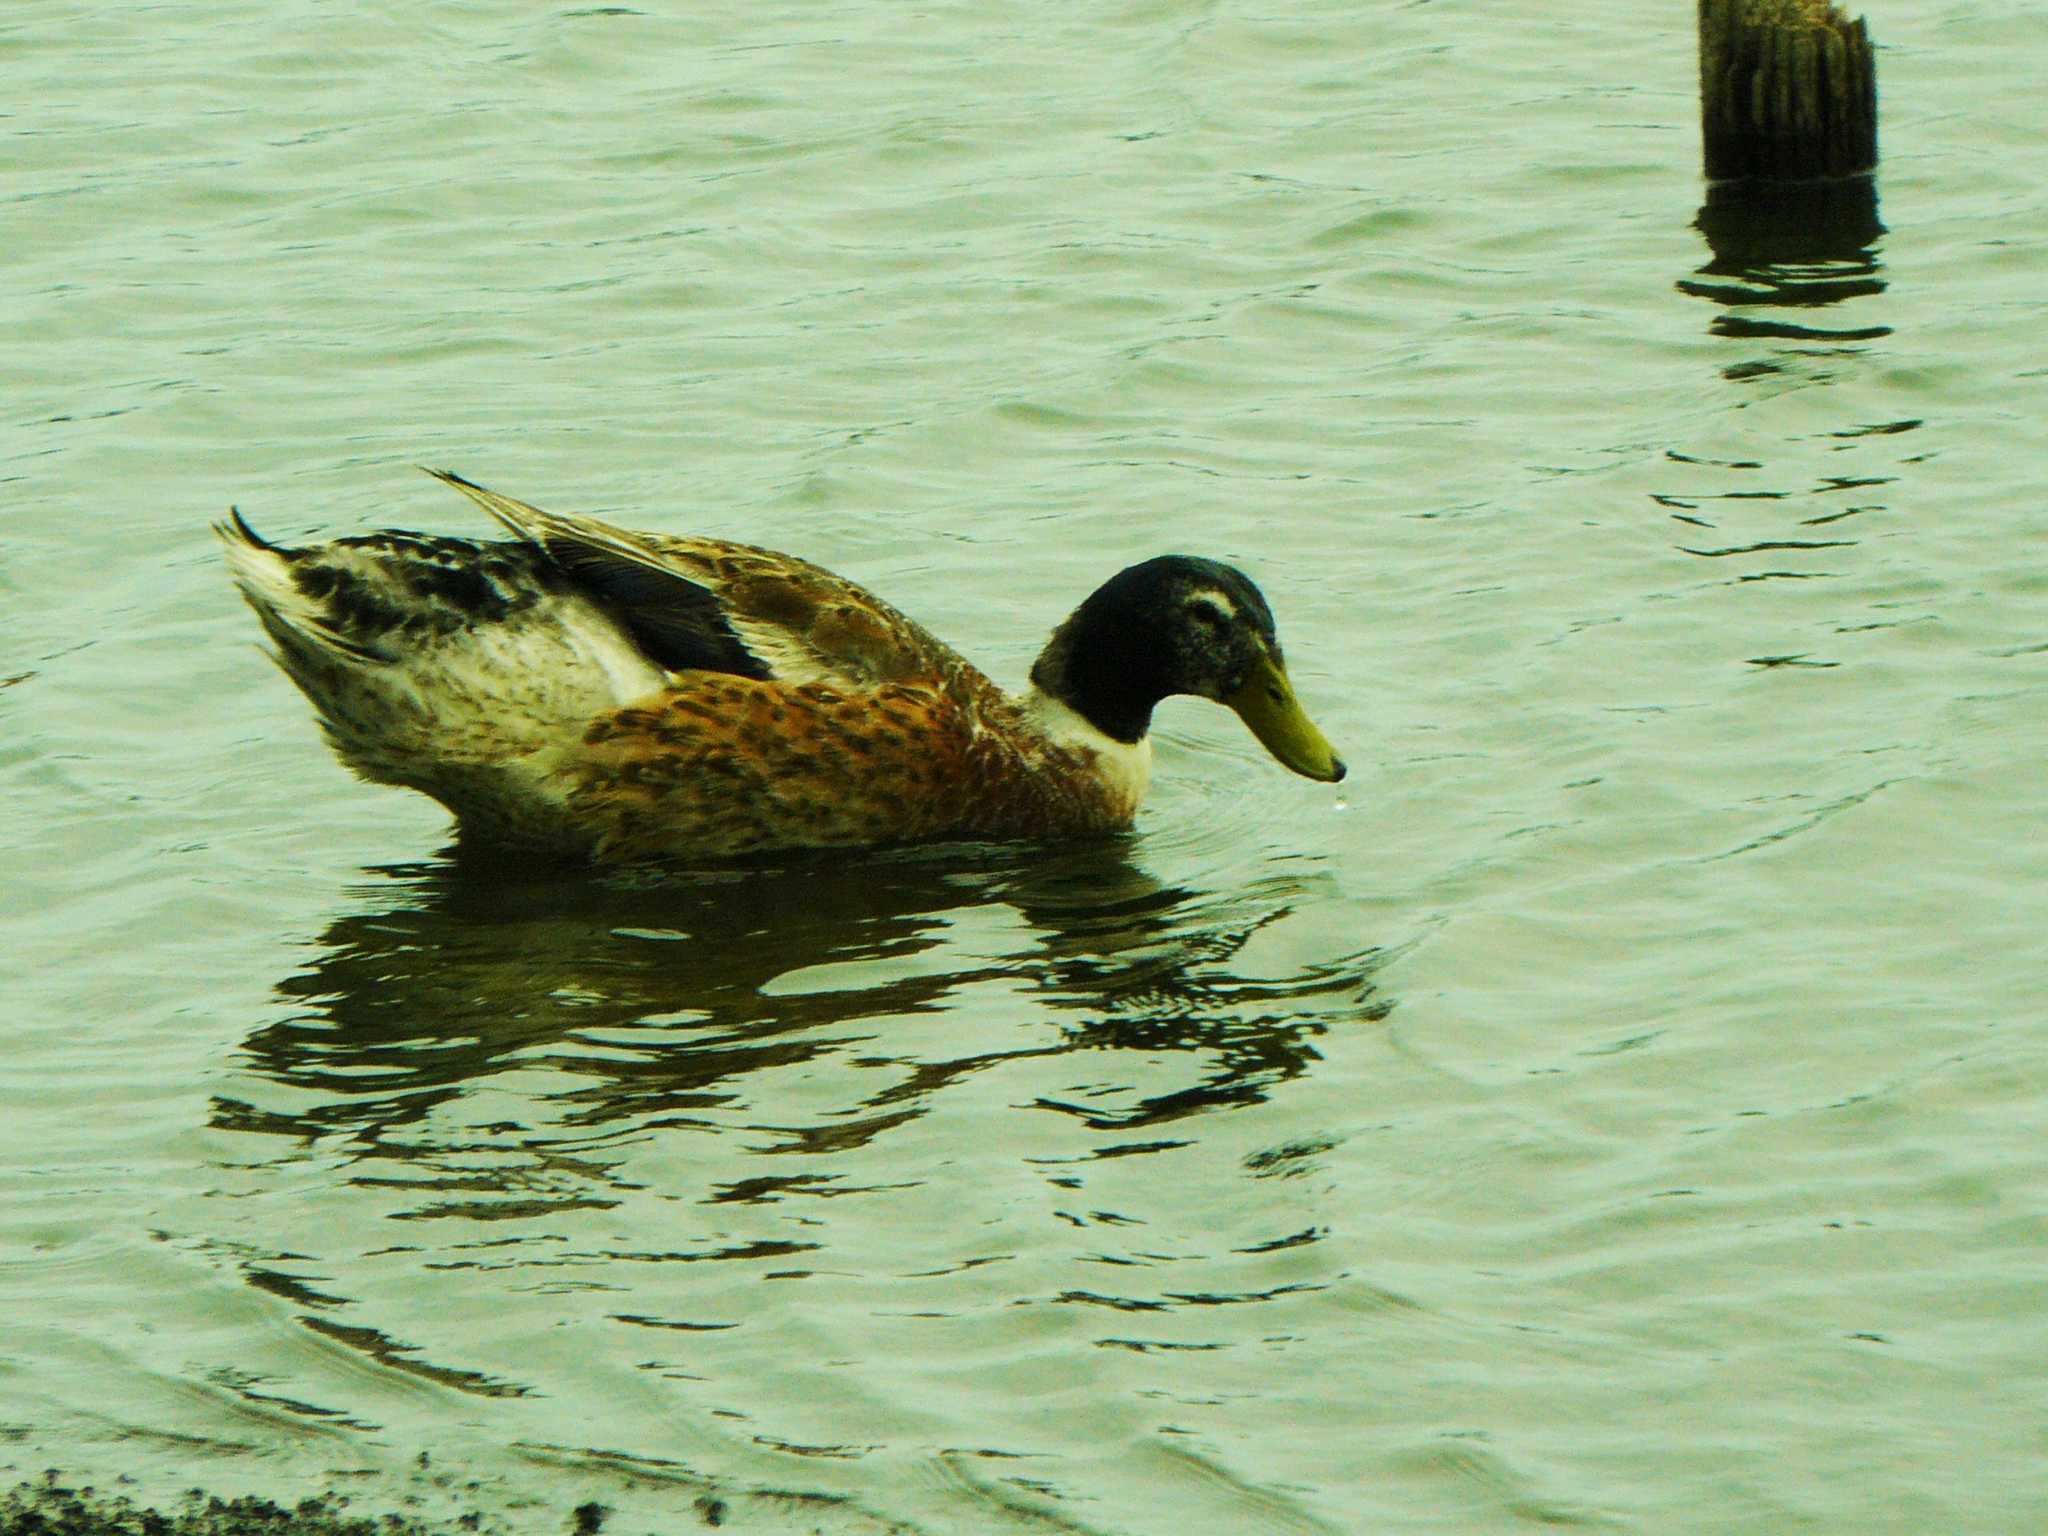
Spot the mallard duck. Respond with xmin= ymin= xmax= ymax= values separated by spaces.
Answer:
xmin=218 ymin=471 xmax=1344 ymax=861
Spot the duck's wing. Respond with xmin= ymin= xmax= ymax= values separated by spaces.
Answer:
xmin=426 ymin=469 xmax=973 ymax=692
xmin=423 ymin=470 xmax=773 ymax=681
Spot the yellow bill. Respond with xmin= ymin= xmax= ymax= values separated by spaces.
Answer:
xmin=1225 ymin=651 xmax=1346 ymax=783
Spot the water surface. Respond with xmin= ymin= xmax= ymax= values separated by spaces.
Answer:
xmin=5 ymin=2 xmax=2046 ymax=1531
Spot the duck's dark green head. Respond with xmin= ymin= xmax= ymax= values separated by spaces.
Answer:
xmin=1031 ymin=555 xmax=1346 ymax=783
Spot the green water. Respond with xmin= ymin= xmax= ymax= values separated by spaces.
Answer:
xmin=5 ymin=2 xmax=2045 ymax=1531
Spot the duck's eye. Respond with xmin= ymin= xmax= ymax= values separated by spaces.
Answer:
xmin=1187 ymin=599 xmax=1229 ymax=632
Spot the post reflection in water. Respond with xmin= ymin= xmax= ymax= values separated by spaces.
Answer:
xmin=1680 ymin=177 xmax=1890 ymax=349
xmin=211 ymin=842 xmax=1389 ymax=1211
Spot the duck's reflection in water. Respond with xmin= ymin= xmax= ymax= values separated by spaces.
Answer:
xmin=213 ymin=841 xmax=1388 ymax=1179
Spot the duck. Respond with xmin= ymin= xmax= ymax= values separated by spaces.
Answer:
xmin=217 ymin=470 xmax=1345 ymax=861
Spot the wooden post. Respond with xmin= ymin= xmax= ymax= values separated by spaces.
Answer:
xmin=1698 ymin=0 xmax=1877 ymax=182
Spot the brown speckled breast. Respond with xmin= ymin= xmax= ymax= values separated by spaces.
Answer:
xmin=547 ymin=672 xmax=1134 ymax=861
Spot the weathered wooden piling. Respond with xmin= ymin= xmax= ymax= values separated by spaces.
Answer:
xmin=1698 ymin=0 xmax=1877 ymax=182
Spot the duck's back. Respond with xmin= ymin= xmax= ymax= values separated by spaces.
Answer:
xmin=420 ymin=471 xmax=975 ymax=698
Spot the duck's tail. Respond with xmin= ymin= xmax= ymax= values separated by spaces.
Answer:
xmin=215 ymin=509 xmax=666 ymax=842
xmin=214 ymin=511 xmax=388 ymax=669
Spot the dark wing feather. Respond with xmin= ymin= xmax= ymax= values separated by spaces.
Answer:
xmin=423 ymin=468 xmax=772 ymax=681
xmin=537 ymin=538 xmax=772 ymax=680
